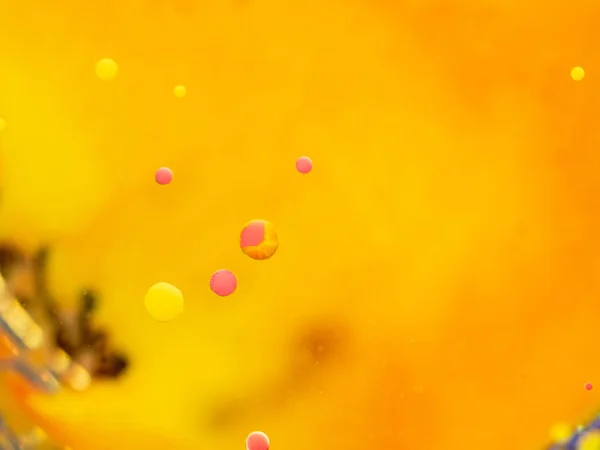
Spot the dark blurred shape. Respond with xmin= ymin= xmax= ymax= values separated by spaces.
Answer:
xmin=96 ymin=353 xmax=130 ymax=378
xmin=80 ymin=289 xmax=97 ymax=315
xmin=88 ymin=329 xmax=109 ymax=352
xmin=55 ymin=326 xmax=78 ymax=356
xmin=288 ymin=319 xmax=351 ymax=379
xmin=207 ymin=318 xmax=352 ymax=432
xmin=0 ymin=241 xmax=130 ymax=381
xmin=0 ymin=244 xmax=25 ymax=277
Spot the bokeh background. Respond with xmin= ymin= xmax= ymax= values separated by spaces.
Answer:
xmin=2 ymin=0 xmax=600 ymax=448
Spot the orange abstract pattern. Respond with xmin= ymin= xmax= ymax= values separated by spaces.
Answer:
xmin=1 ymin=0 xmax=600 ymax=449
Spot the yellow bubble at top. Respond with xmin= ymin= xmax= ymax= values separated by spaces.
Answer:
xmin=571 ymin=66 xmax=585 ymax=81
xmin=95 ymin=58 xmax=119 ymax=81
xmin=144 ymin=282 xmax=184 ymax=322
xmin=549 ymin=423 xmax=572 ymax=443
xmin=579 ymin=431 xmax=600 ymax=450
xmin=0 ymin=118 xmax=7 ymax=132
xmin=174 ymin=85 xmax=187 ymax=98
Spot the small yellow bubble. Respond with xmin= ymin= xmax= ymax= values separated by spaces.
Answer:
xmin=0 ymin=118 xmax=7 ymax=132
xmin=144 ymin=282 xmax=184 ymax=322
xmin=174 ymin=85 xmax=187 ymax=98
xmin=550 ymin=423 xmax=572 ymax=443
xmin=571 ymin=66 xmax=585 ymax=81
xmin=95 ymin=58 xmax=119 ymax=81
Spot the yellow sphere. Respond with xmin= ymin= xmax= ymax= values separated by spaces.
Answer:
xmin=549 ymin=423 xmax=572 ymax=444
xmin=173 ymin=85 xmax=187 ymax=98
xmin=240 ymin=219 xmax=279 ymax=260
xmin=95 ymin=58 xmax=119 ymax=81
xmin=571 ymin=66 xmax=585 ymax=81
xmin=579 ymin=431 xmax=600 ymax=450
xmin=0 ymin=118 xmax=6 ymax=132
xmin=144 ymin=282 xmax=184 ymax=322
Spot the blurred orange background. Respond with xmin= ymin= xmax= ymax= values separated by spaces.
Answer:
xmin=1 ymin=0 xmax=600 ymax=449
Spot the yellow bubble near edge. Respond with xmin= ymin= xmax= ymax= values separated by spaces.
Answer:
xmin=578 ymin=431 xmax=600 ymax=450
xmin=549 ymin=423 xmax=572 ymax=443
xmin=571 ymin=66 xmax=585 ymax=81
xmin=0 ymin=118 xmax=7 ymax=132
xmin=174 ymin=85 xmax=187 ymax=98
xmin=95 ymin=58 xmax=119 ymax=81
xmin=144 ymin=282 xmax=184 ymax=322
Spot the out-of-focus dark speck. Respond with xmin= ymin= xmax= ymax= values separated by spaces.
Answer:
xmin=207 ymin=397 xmax=249 ymax=431
xmin=291 ymin=319 xmax=350 ymax=370
xmin=80 ymin=290 xmax=97 ymax=314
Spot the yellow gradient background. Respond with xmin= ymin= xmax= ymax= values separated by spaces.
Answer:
xmin=1 ymin=0 xmax=600 ymax=449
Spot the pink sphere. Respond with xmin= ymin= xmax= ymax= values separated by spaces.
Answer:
xmin=155 ymin=167 xmax=173 ymax=185
xmin=295 ymin=156 xmax=312 ymax=174
xmin=585 ymin=382 xmax=593 ymax=391
xmin=210 ymin=270 xmax=237 ymax=297
xmin=246 ymin=431 xmax=270 ymax=450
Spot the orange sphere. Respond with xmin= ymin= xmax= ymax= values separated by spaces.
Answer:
xmin=240 ymin=220 xmax=278 ymax=260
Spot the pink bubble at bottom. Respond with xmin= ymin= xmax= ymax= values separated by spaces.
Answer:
xmin=209 ymin=269 xmax=237 ymax=297
xmin=295 ymin=156 xmax=313 ymax=174
xmin=246 ymin=431 xmax=270 ymax=450
xmin=155 ymin=167 xmax=173 ymax=185
xmin=585 ymin=382 xmax=593 ymax=391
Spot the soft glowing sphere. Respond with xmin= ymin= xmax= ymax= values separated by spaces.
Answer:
xmin=0 ymin=118 xmax=7 ymax=132
xmin=95 ymin=58 xmax=119 ymax=81
xmin=549 ymin=423 xmax=572 ymax=444
xmin=246 ymin=431 xmax=270 ymax=450
xmin=155 ymin=167 xmax=173 ymax=185
xmin=571 ymin=66 xmax=585 ymax=81
xmin=296 ymin=156 xmax=313 ymax=174
xmin=144 ymin=282 xmax=184 ymax=322
xmin=173 ymin=85 xmax=187 ymax=98
xmin=240 ymin=220 xmax=278 ymax=260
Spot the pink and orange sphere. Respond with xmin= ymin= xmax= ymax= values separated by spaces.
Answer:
xmin=240 ymin=220 xmax=279 ymax=260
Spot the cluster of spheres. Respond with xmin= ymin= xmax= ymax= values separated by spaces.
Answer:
xmin=140 ymin=150 xmax=305 ymax=450
xmin=0 ymin=55 xmax=592 ymax=450
xmin=146 ymin=151 xmax=309 ymax=300
xmin=92 ymin=59 xmax=591 ymax=450
xmin=92 ymin=55 xmax=279 ymax=446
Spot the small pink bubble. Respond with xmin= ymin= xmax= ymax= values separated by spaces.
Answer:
xmin=585 ymin=382 xmax=593 ymax=391
xmin=246 ymin=431 xmax=270 ymax=450
xmin=210 ymin=270 xmax=237 ymax=297
xmin=155 ymin=167 xmax=173 ymax=185
xmin=295 ymin=156 xmax=313 ymax=174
